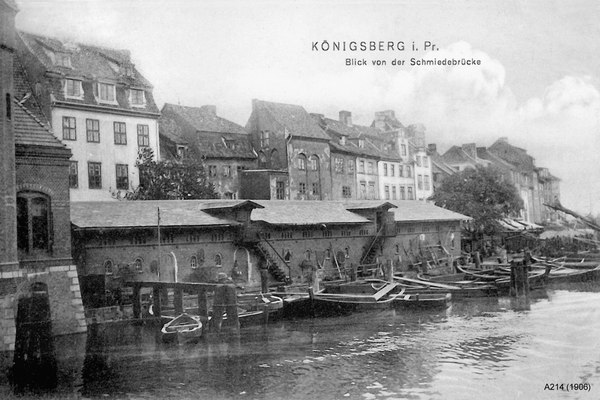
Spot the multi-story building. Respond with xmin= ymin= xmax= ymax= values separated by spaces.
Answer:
xmin=244 ymin=99 xmax=332 ymax=200
xmin=536 ymin=167 xmax=561 ymax=223
xmin=17 ymin=32 xmax=161 ymax=201
xmin=159 ymin=103 xmax=257 ymax=199
xmin=426 ymin=143 xmax=456 ymax=192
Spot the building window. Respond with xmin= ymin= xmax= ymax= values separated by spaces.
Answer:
xmin=408 ymin=186 xmax=414 ymax=200
xmin=348 ymin=160 xmax=354 ymax=174
xmin=310 ymin=156 xmax=319 ymax=171
xmin=85 ymin=119 xmax=100 ymax=143
xmin=223 ymin=165 xmax=231 ymax=177
xmin=359 ymin=160 xmax=365 ymax=173
xmin=392 ymin=185 xmax=397 ymax=200
xmin=416 ymin=156 xmax=421 ymax=167
xmin=342 ymin=186 xmax=351 ymax=198
xmin=88 ymin=162 xmax=102 ymax=189
xmin=137 ymin=124 xmax=149 ymax=147
xmin=17 ymin=192 xmax=51 ymax=253
xmin=56 ymin=53 xmax=71 ymax=68
xmin=134 ymin=258 xmax=143 ymax=273
xmin=271 ymin=149 xmax=280 ymax=168
xmin=298 ymin=154 xmax=307 ymax=170
xmin=358 ymin=139 xmax=364 ymax=148
xmin=190 ymin=255 xmax=198 ymax=269
xmin=276 ymin=181 xmax=285 ymax=200
xmin=258 ymin=151 xmax=267 ymax=168
xmin=312 ymin=182 xmax=319 ymax=196
xmin=116 ymin=164 xmax=129 ymax=190
xmin=418 ymin=175 xmax=423 ymax=190
xmin=335 ymin=157 xmax=344 ymax=173
xmin=62 ymin=116 xmax=76 ymax=140
xmin=283 ymin=250 xmax=292 ymax=262
xmin=424 ymin=175 xmax=430 ymax=191
xmin=401 ymin=144 xmax=407 ymax=156
xmin=368 ymin=162 xmax=373 ymax=174
xmin=368 ymin=182 xmax=375 ymax=199
xmin=97 ymin=82 xmax=116 ymax=102
xmin=208 ymin=165 xmax=217 ymax=177
xmin=390 ymin=164 xmax=395 ymax=177
xmin=423 ymin=156 xmax=429 ymax=167
xmin=383 ymin=163 xmax=388 ymax=176
xmin=400 ymin=186 xmax=405 ymax=200
xmin=360 ymin=181 xmax=366 ymax=198
xmin=399 ymin=165 xmax=404 ymax=177
xmin=114 ymin=122 xmax=127 ymax=145
xmin=260 ymin=131 xmax=269 ymax=147
xmin=5 ymin=93 xmax=11 ymax=120
xmin=65 ymin=79 xmax=81 ymax=97
xmin=131 ymin=89 xmax=145 ymax=106
xmin=299 ymin=182 xmax=307 ymax=194
xmin=103 ymin=259 xmax=113 ymax=275
xmin=407 ymin=166 xmax=412 ymax=178
xmin=384 ymin=185 xmax=390 ymax=199
xmin=215 ymin=254 xmax=222 ymax=267
xmin=69 ymin=161 xmax=78 ymax=188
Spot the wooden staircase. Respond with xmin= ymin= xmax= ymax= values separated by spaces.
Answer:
xmin=252 ymin=240 xmax=289 ymax=283
xmin=360 ymin=227 xmax=385 ymax=266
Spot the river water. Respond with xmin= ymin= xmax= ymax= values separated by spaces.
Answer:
xmin=6 ymin=281 xmax=600 ymax=399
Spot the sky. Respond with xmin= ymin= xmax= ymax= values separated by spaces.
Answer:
xmin=14 ymin=0 xmax=600 ymax=216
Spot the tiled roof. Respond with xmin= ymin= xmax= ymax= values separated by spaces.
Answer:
xmin=70 ymin=200 xmax=262 ymax=229
xmin=389 ymin=200 xmax=471 ymax=222
xmin=13 ymin=99 xmax=66 ymax=149
xmin=18 ymin=31 xmax=160 ymax=114
xmin=13 ymin=57 xmax=49 ymax=123
xmin=162 ymin=104 xmax=247 ymax=135
xmin=251 ymin=200 xmax=370 ymax=225
xmin=343 ymin=201 xmax=397 ymax=211
xmin=254 ymin=100 xmax=330 ymax=140
xmin=159 ymin=116 xmax=188 ymax=145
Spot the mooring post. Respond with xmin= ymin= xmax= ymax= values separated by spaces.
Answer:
xmin=197 ymin=288 xmax=209 ymax=323
xmin=474 ymin=251 xmax=481 ymax=269
xmin=510 ymin=259 xmax=529 ymax=297
xmin=152 ymin=286 xmax=162 ymax=318
xmin=386 ymin=260 xmax=394 ymax=283
xmin=174 ymin=287 xmax=184 ymax=314
xmin=350 ymin=263 xmax=357 ymax=282
xmin=260 ymin=268 xmax=269 ymax=294
xmin=132 ymin=283 xmax=141 ymax=319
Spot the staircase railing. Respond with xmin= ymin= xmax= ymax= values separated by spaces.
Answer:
xmin=360 ymin=226 xmax=385 ymax=265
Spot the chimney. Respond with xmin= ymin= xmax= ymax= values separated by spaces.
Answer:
xmin=201 ymin=105 xmax=217 ymax=116
xmin=461 ymin=143 xmax=477 ymax=159
xmin=339 ymin=110 xmax=352 ymax=127
xmin=340 ymin=135 xmax=346 ymax=145
xmin=310 ymin=113 xmax=324 ymax=124
xmin=428 ymin=143 xmax=437 ymax=154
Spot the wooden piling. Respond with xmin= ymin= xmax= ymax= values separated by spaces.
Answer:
xmin=350 ymin=263 xmax=357 ymax=282
xmin=132 ymin=283 xmax=141 ymax=319
xmin=260 ymin=268 xmax=269 ymax=293
xmin=510 ymin=260 xmax=529 ymax=297
xmin=474 ymin=251 xmax=481 ymax=269
xmin=174 ymin=288 xmax=183 ymax=314
xmin=152 ymin=286 xmax=162 ymax=318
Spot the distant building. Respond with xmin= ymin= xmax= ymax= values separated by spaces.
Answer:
xmin=17 ymin=31 xmax=161 ymax=201
xmin=159 ymin=103 xmax=257 ymax=199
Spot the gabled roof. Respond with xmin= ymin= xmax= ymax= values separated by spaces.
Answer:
xmin=13 ymin=56 xmax=49 ymax=124
xmin=488 ymin=138 xmax=536 ymax=171
xmin=389 ymin=200 xmax=471 ymax=222
xmin=344 ymin=201 xmax=397 ymax=211
xmin=13 ymin=99 xmax=67 ymax=149
xmin=477 ymin=147 xmax=515 ymax=170
xmin=251 ymin=200 xmax=370 ymax=225
xmin=252 ymin=99 xmax=330 ymax=140
xmin=70 ymin=200 xmax=263 ymax=229
xmin=441 ymin=146 xmax=489 ymax=168
xmin=162 ymin=103 xmax=247 ymax=135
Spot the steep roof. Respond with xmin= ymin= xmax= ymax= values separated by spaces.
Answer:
xmin=488 ymin=138 xmax=536 ymax=171
xmin=162 ymin=103 xmax=247 ymax=135
xmin=389 ymin=200 xmax=471 ymax=222
xmin=70 ymin=200 xmax=263 ymax=229
xmin=253 ymin=99 xmax=330 ymax=140
xmin=18 ymin=31 xmax=160 ymax=114
xmin=13 ymin=99 xmax=66 ymax=149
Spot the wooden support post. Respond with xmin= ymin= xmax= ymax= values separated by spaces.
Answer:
xmin=311 ymin=265 xmax=320 ymax=293
xmin=308 ymin=287 xmax=315 ymax=318
xmin=260 ymin=268 xmax=269 ymax=293
xmin=174 ymin=288 xmax=183 ymax=314
xmin=197 ymin=288 xmax=209 ymax=322
xmin=386 ymin=260 xmax=394 ymax=283
xmin=474 ymin=251 xmax=481 ymax=269
xmin=350 ymin=263 xmax=357 ymax=282
xmin=152 ymin=286 xmax=162 ymax=318
xmin=132 ymin=283 xmax=141 ymax=319
xmin=510 ymin=260 xmax=529 ymax=297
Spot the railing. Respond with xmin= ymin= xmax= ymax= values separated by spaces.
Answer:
xmin=359 ymin=226 xmax=384 ymax=265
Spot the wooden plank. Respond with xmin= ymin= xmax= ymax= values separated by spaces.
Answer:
xmin=373 ymin=282 xmax=398 ymax=301
xmin=395 ymin=276 xmax=462 ymax=290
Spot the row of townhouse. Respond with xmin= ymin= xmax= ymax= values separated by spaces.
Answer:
xmin=428 ymin=139 xmax=561 ymax=225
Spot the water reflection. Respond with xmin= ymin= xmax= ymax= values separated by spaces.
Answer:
xmin=7 ymin=285 xmax=600 ymax=399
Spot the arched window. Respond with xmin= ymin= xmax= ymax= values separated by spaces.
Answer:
xmin=215 ymin=253 xmax=222 ymax=266
xmin=325 ymin=249 xmax=331 ymax=259
xmin=298 ymin=154 xmax=307 ymax=170
xmin=310 ymin=155 xmax=319 ymax=171
xmin=190 ymin=255 xmax=198 ymax=269
xmin=17 ymin=191 xmax=51 ymax=253
xmin=283 ymin=249 xmax=292 ymax=262
xmin=258 ymin=151 xmax=267 ymax=168
xmin=104 ymin=259 xmax=114 ymax=275
xmin=271 ymin=149 xmax=280 ymax=169
xmin=134 ymin=257 xmax=143 ymax=273
xmin=305 ymin=250 xmax=311 ymax=260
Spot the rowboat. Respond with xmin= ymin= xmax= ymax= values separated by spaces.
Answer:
xmin=310 ymin=282 xmax=404 ymax=316
xmin=161 ymin=313 xmax=202 ymax=343
xmin=400 ymin=275 xmax=498 ymax=298
xmin=393 ymin=292 xmax=452 ymax=309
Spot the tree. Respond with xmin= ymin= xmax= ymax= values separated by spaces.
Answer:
xmin=429 ymin=165 xmax=523 ymax=237
xmin=126 ymin=149 xmax=218 ymax=200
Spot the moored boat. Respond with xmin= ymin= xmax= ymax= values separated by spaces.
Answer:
xmin=161 ymin=313 xmax=202 ymax=343
xmin=310 ymin=282 xmax=404 ymax=316
xmin=393 ymin=292 xmax=452 ymax=309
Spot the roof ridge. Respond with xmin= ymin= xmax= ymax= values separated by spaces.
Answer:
xmin=13 ymin=98 xmax=53 ymax=134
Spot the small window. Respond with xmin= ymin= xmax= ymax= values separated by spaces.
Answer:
xmin=208 ymin=165 xmax=217 ymax=177
xmin=390 ymin=164 xmax=395 ymax=176
xmin=223 ymin=165 xmax=231 ymax=177
xmin=215 ymin=253 xmax=222 ymax=267
xmin=56 ymin=53 xmax=71 ymax=67
xmin=97 ymin=82 xmax=116 ymax=102
xmin=190 ymin=255 xmax=198 ymax=269
xmin=6 ymin=93 xmax=11 ymax=120
xmin=305 ymin=250 xmax=311 ymax=260
xmin=62 ymin=116 xmax=76 ymax=140
xmin=310 ymin=156 xmax=319 ymax=171
xmin=198 ymin=249 xmax=205 ymax=264
xmin=283 ymin=250 xmax=292 ymax=262
xmin=276 ymin=181 xmax=285 ymax=200
xmin=69 ymin=161 xmax=78 ymax=188
xmin=17 ymin=192 xmax=51 ymax=253
xmin=116 ymin=164 xmax=129 ymax=190
xmin=260 ymin=131 xmax=269 ymax=147
xmin=258 ymin=152 xmax=267 ymax=168
xmin=348 ymin=160 xmax=354 ymax=174
xmin=298 ymin=154 xmax=307 ymax=170
xmin=114 ymin=122 xmax=127 ymax=145
xmin=134 ymin=258 xmax=143 ymax=273
xmin=88 ymin=162 xmax=102 ymax=189
xmin=65 ymin=79 xmax=81 ymax=98
xmin=325 ymin=249 xmax=331 ymax=259
xmin=137 ymin=124 xmax=149 ymax=147
xmin=383 ymin=163 xmax=388 ymax=176
xmin=86 ymin=119 xmax=100 ymax=142
xmin=345 ymin=247 xmax=350 ymax=258
xmin=342 ymin=186 xmax=351 ymax=198
xmin=131 ymin=89 xmax=145 ymax=106
xmin=312 ymin=182 xmax=319 ymax=196
xmin=104 ymin=259 xmax=114 ymax=275
xmin=299 ymin=182 xmax=307 ymax=194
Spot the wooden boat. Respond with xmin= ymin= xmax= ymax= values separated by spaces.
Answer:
xmin=161 ymin=313 xmax=202 ymax=343
xmin=310 ymin=282 xmax=405 ymax=315
xmin=400 ymin=275 xmax=498 ymax=298
xmin=235 ymin=293 xmax=284 ymax=325
xmin=533 ymin=264 xmax=600 ymax=283
xmin=393 ymin=292 xmax=452 ymax=309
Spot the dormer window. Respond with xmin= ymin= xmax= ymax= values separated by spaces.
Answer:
xmin=65 ymin=79 xmax=82 ymax=99
xmin=224 ymin=139 xmax=235 ymax=150
xmin=177 ymin=145 xmax=186 ymax=158
xmin=124 ymin=65 xmax=135 ymax=78
xmin=358 ymin=139 xmax=365 ymax=148
xmin=94 ymin=82 xmax=116 ymax=103
xmin=55 ymin=53 xmax=71 ymax=68
xmin=130 ymin=89 xmax=145 ymax=106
